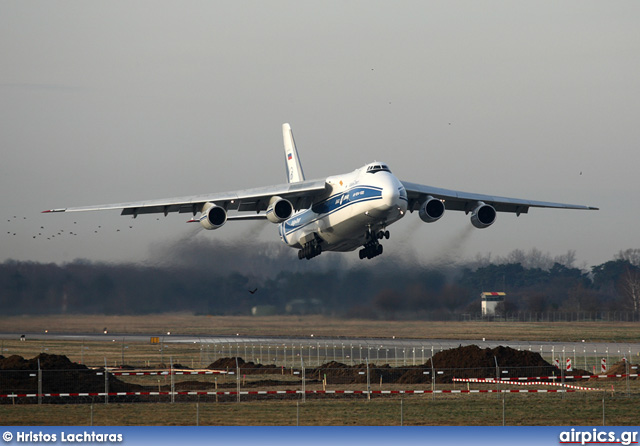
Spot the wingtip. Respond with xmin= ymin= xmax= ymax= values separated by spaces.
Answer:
xmin=41 ymin=209 xmax=65 ymax=213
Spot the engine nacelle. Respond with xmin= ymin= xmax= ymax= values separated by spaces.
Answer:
xmin=266 ymin=196 xmax=294 ymax=224
xmin=470 ymin=202 xmax=497 ymax=229
xmin=418 ymin=196 xmax=445 ymax=223
xmin=199 ymin=202 xmax=227 ymax=230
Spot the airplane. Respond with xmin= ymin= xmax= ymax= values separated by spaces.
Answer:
xmin=43 ymin=123 xmax=598 ymax=260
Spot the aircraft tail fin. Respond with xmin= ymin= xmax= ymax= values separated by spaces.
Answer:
xmin=283 ymin=123 xmax=305 ymax=183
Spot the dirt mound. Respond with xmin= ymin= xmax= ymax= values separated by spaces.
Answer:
xmin=171 ymin=363 xmax=192 ymax=370
xmin=602 ymin=361 xmax=638 ymax=379
xmin=397 ymin=345 xmax=557 ymax=383
xmin=310 ymin=345 xmax=558 ymax=384
xmin=0 ymin=354 xmax=141 ymax=398
xmin=208 ymin=357 xmax=245 ymax=369
xmin=429 ymin=344 xmax=550 ymax=368
xmin=207 ymin=357 xmax=279 ymax=374
xmin=206 ymin=346 xmax=558 ymax=384
xmin=0 ymin=353 xmax=87 ymax=371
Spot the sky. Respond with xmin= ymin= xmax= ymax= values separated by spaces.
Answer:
xmin=1 ymin=1 xmax=639 ymax=270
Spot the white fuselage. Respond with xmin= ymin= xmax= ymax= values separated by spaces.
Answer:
xmin=278 ymin=163 xmax=408 ymax=252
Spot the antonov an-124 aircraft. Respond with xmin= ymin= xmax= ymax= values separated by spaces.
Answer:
xmin=44 ymin=124 xmax=598 ymax=260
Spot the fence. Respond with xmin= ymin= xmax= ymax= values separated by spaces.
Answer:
xmin=452 ymin=311 xmax=640 ymax=322
xmin=2 ymin=335 xmax=639 ymax=407
xmin=198 ymin=342 xmax=638 ymax=370
xmin=2 ymin=362 xmax=638 ymax=405
xmin=105 ymin=340 xmax=639 ymax=370
xmin=2 ymin=337 xmax=638 ymax=373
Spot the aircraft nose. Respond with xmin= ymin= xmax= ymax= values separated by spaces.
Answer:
xmin=380 ymin=175 xmax=405 ymax=211
xmin=382 ymin=180 xmax=399 ymax=205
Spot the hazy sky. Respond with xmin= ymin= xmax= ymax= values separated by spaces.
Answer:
xmin=1 ymin=1 xmax=639 ymax=269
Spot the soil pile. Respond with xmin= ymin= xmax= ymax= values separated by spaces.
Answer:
xmin=210 ymin=345 xmax=561 ymax=384
xmin=396 ymin=344 xmax=557 ymax=383
xmin=208 ymin=357 xmax=279 ymax=374
xmin=431 ymin=345 xmax=551 ymax=368
xmin=0 ymin=353 xmax=141 ymax=396
xmin=310 ymin=362 xmax=404 ymax=385
xmin=0 ymin=353 xmax=86 ymax=371
xmin=601 ymin=361 xmax=638 ymax=379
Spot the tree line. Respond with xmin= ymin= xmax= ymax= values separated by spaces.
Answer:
xmin=1 ymin=245 xmax=639 ymax=320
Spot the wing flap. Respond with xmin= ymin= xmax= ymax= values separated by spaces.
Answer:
xmin=401 ymin=180 xmax=598 ymax=214
xmin=44 ymin=179 xmax=329 ymax=217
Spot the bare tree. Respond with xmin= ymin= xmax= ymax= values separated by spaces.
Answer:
xmin=615 ymin=249 xmax=640 ymax=267
xmin=500 ymin=248 xmax=553 ymax=270
xmin=619 ymin=267 xmax=640 ymax=313
xmin=554 ymin=250 xmax=576 ymax=269
xmin=497 ymin=248 xmax=579 ymax=270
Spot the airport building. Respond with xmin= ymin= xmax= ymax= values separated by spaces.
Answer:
xmin=481 ymin=292 xmax=506 ymax=316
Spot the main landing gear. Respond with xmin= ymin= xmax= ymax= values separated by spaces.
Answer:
xmin=298 ymin=239 xmax=322 ymax=260
xmin=358 ymin=228 xmax=390 ymax=260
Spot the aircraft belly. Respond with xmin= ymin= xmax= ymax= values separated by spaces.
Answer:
xmin=281 ymin=181 xmax=406 ymax=253
xmin=318 ymin=209 xmax=366 ymax=252
xmin=319 ymin=201 xmax=398 ymax=252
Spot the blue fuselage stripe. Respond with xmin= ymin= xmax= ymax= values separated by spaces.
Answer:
xmin=282 ymin=186 xmax=383 ymax=236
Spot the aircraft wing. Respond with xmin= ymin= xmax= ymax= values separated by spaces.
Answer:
xmin=43 ymin=179 xmax=329 ymax=217
xmin=401 ymin=181 xmax=599 ymax=215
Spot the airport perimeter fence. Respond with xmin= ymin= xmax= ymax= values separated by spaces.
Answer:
xmin=434 ymin=311 xmax=640 ymax=322
xmin=3 ymin=338 xmax=638 ymax=377
xmin=2 ymin=362 xmax=639 ymax=405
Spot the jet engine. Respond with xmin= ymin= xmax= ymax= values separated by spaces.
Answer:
xmin=199 ymin=202 xmax=227 ymax=230
xmin=470 ymin=202 xmax=496 ymax=229
xmin=418 ymin=196 xmax=445 ymax=223
xmin=266 ymin=196 xmax=294 ymax=223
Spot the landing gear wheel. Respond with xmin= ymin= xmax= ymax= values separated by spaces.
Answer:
xmin=358 ymin=239 xmax=384 ymax=260
xmin=297 ymin=239 xmax=323 ymax=260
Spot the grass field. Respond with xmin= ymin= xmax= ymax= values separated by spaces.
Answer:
xmin=2 ymin=314 xmax=640 ymax=342
xmin=0 ymin=394 xmax=636 ymax=426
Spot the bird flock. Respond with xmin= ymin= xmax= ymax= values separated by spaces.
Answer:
xmin=3 ymin=214 xmax=144 ymax=242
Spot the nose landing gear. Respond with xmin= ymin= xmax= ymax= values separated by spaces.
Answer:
xmin=359 ymin=241 xmax=383 ymax=259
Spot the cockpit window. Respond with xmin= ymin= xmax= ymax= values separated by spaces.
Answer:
xmin=366 ymin=164 xmax=391 ymax=173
